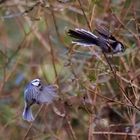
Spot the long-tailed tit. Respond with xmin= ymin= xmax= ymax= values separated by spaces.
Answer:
xmin=68 ymin=27 xmax=125 ymax=53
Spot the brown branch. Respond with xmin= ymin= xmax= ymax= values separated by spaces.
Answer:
xmin=23 ymin=105 xmax=44 ymax=140
xmin=92 ymin=131 xmax=140 ymax=137
xmin=77 ymin=0 xmax=92 ymax=31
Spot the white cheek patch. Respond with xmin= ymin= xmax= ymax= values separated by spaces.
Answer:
xmin=31 ymin=79 xmax=40 ymax=86
xmin=116 ymin=43 xmax=122 ymax=51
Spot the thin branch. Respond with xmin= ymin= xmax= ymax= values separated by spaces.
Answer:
xmin=23 ymin=105 xmax=44 ymax=139
xmin=92 ymin=131 xmax=139 ymax=137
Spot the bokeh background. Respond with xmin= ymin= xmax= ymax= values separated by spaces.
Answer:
xmin=0 ymin=0 xmax=140 ymax=140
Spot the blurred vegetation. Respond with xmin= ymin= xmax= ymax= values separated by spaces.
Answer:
xmin=0 ymin=0 xmax=140 ymax=140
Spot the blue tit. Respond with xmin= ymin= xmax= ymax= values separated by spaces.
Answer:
xmin=68 ymin=27 xmax=125 ymax=54
xmin=22 ymin=79 xmax=58 ymax=122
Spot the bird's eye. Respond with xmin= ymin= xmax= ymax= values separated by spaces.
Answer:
xmin=38 ymin=83 xmax=41 ymax=86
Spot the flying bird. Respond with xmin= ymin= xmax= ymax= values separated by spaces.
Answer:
xmin=22 ymin=79 xmax=58 ymax=122
xmin=68 ymin=27 xmax=125 ymax=54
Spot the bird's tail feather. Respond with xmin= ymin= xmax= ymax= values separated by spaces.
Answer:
xmin=68 ymin=29 xmax=98 ymax=46
xmin=22 ymin=103 xmax=34 ymax=122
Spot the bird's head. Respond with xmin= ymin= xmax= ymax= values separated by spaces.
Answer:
xmin=31 ymin=79 xmax=41 ymax=87
xmin=114 ymin=42 xmax=125 ymax=53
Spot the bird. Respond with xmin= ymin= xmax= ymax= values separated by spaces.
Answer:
xmin=22 ymin=79 xmax=58 ymax=122
xmin=68 ymin=27 xmax=125 ymax=54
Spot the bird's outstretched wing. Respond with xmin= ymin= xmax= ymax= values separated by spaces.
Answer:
xmin=95 ymin=26 xmax=117 ymax=43
xmin=38 ymin=85 xmax=58 ymax=104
